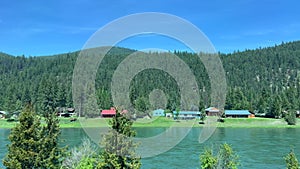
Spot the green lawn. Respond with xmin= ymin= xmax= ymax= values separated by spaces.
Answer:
xmin=0 ymin=117 xmax=177 ymax=129
xmin=0 ymin=119 xmax=18 ymax=128
xmin=1 ymin=117 xmax=300 ymax=129
xmin=217 ymin=117 xmax=300 ymax=128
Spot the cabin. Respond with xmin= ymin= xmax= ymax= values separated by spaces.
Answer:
xmin=0 ymin=111 xmax=8 ymax=119
xmin=205 ymin=107 xmax=220 ymax=116
xmin=173 ymin=111 xmax=201 ymax=120
xmin=101 ymin=107 xmax=116 ymax=118
xmin=225 ymin=110 xmax=252 ymax=118
xmin=57 ymin=107 xmax=76 ymax=117
xmin=152 ymin=109 xmax=165 ymax=117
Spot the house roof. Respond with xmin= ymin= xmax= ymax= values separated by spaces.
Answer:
xmin=173 ymin=111 xmax=201 ymax=115
xmin=153 ymin=109 xmax=164 ymax=114
xmin=205 ymin=107 xmax=220 ymax=112
xmin=101 ymin=108 xmax=116 ymax=115
xmin=153 ymin=109 xmax=165 ymax=116
xmin=67 ymin=108 xmax=75 ymax=112
xmin=225 ymin=110 xmax=250 ymax=115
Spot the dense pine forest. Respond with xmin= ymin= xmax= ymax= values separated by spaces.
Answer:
xmin=0 ymin=41 xmax=300 ymax=118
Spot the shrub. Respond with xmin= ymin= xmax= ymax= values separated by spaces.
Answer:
xmin=284 ymin=149 xmax=299 ymax=169
xmin=200 ymin=148 xmax=217 ymax=169
xmin=76 ymin=157 xmax=96 ymax=169
xmin=285 ymin=111 xmax=297 ymax=125
xmin=62 ymin=138 xmax=99 ymax=169
xmin=6 ymin=118 xmax=15 ymax=122
xmin=217 ymin=119 xmax=225 ymax=123
xmin=200 ymin=143 xmax=239 ymax=169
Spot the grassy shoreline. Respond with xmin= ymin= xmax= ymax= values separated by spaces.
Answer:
xmin=1 ymin=117 xmax=300 ymax=129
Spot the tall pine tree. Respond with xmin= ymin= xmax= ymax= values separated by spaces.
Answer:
xmin=3 ymin=105 xmax=42 ymax=169
xmin=37 ymin=112 xmax=66 ymax=168
xmin=3 ymin=104 xmax=65 ymax=169
xmin=98 ymin=108 xmax=141 ymax=169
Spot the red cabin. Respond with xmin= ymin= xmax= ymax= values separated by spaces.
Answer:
xmin=101 ymin=107 xmax=116 ymax=118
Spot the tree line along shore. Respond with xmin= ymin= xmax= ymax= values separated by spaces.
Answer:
xmin=0 ymin=41 xmax=300 ymax=122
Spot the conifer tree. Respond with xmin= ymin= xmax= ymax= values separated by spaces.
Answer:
xmin=3 ymin=104 xmax=65 ymax=169
xmin=218 ymin=143 xmax=239 ymax=169
xmin=285 ymin=110 xmax=297 ymax=125
xmin=84 ymin=84 xmax=99 ymax=118
xmin=200 ymin=148 xmax=217 ymax=169
xmin=98 ymin=108 xmax=141 ymax=169
xmin=285 ymin=149 xmax=300 ymax=169
xmin=200 ymin=143 xmax=239 ymax=169
xmin=37 ymin=112 xmax=66 ymax=168
xmin=3 ymin=105 xmax=42 ymax=169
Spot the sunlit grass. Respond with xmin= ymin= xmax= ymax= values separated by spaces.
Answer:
xmin=1 ymin=117 xmax=300 ymax=128
xmin=217 ymin=117 xmax=300 ymax=128
xmin=0 ymin=119 xmax=17 ymax=128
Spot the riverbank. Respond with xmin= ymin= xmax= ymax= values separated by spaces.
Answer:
xmin=1 ymin=117 xmax=300 ymax=129
xmin=216 ymin=117 xmax=298 ymax=128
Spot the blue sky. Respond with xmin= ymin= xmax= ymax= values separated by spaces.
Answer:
xmin=0 ymin=0 xmax=300 ymax=56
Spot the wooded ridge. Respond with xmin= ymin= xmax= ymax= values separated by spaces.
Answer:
xmin=0 ymin=41 xmax=299 ymax=118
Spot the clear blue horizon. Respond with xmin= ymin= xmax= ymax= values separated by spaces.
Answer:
xmin=0 ymin=0 xmax=300 ymax=56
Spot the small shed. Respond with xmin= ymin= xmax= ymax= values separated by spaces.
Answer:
xmin=205 ymin=107 xmax=220 ymax=116
xmin=225 ymin=110 xmax=251 ymax=118
xmin=152 ymin=109 xmax=165 ymax=117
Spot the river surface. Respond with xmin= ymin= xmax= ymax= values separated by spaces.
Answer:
xmin=1 ymin=127 xmax=300 ymax=168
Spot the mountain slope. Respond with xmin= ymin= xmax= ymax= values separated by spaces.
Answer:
xmin=0 ymin=42 xmax=299 ymax=117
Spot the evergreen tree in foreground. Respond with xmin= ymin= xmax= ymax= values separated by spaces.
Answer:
xmin=200 ymin=148 xmax=217 ymax=169
xmin=3 ymin=105 xmax=42 ymax=169
xmin=200 ymin=143 xmax=239 ymax=169
xmin=98 ymin=108 xmax=141 ymax=169
xmin=37 ymin=111 xmax=66 ymax=168
xmin=218 ymin=143 xmax=239 ymax=169
xmin=285 ymin=149 xmax=300 ymax=169
xmin=3 ymin=104 xmax=65 ymax=169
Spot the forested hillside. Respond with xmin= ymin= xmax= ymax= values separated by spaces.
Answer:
xmin=0 ymin=41 xmax=300 ymax=117
xmin=222 ymin=41 xmax=300 ymax=117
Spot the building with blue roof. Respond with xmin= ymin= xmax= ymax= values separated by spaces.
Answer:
xmin=152 ymin=109 xmax=165 ymax=117
xmin=173 ymin=110 xmax=201 ymax=120
xmin=225 ymin=110 xmax=253 ymax=118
